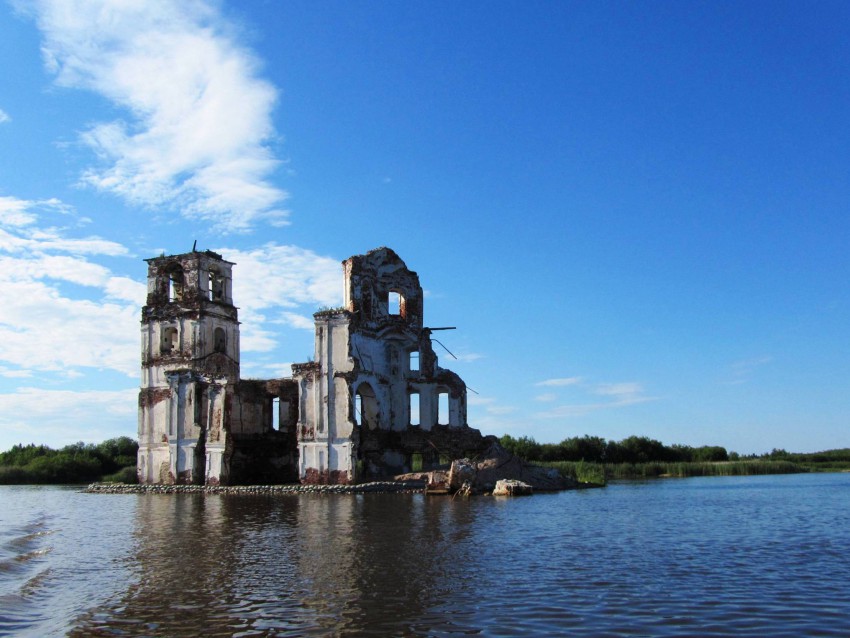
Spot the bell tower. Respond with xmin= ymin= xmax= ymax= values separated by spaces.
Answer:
xmin=137 ymin=249 xmax=240 ymax=485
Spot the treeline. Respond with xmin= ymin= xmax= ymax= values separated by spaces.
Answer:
xmin=501 ymin=435 xmax=850 ymax=482
xmin=766 ymin=447 xmax=850 ymax=471
xmin=0 ymin=437 xmax=138 ymax=485
xmin=499 ymin=434 xmax=730 ymax=465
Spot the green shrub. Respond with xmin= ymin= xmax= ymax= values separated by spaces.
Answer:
xmin=102 ymin=466 xmax=138 ymax=484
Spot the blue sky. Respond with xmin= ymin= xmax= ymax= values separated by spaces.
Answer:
xmin=1 ymin=0 xmax=849 ymax=455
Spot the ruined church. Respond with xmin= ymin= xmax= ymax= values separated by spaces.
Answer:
xmin=137 ymin=247 xmax=490 ymax=485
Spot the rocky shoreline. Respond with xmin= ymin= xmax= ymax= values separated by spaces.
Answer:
xmin=85 ymin=481 xmax=427 ymax=495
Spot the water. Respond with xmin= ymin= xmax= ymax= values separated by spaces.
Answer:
xmin=1 ymin=473 xmax=849 ymax=637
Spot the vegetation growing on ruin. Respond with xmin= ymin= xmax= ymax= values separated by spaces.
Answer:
xmin=0 ymin=437 xmax=138 ymax=485
xmin=500 ymin=434 xmax=850 ymax=481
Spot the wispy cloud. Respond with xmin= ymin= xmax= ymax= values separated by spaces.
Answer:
xmin=486 ymin=405 xmax=517 ymax=415
xmin=0 ymin=108 xmax=10 ymax=124
xmin=0 ymin=196 xmax=142 ymax=376
xmin=278 ymin=311 xmax=316 ymax=331
xmin=592 ymin=382 xmax=648 ymax=403
xmin=534 ymin=393 xmax=557 ymax=402
xmin=0 ymin=366 xmax=33 ymax=379
xmin=534 ymin=381 xmax=656 ymax=419
xmin=0 ymin=387 xmax=138 ymax=445
xmin=0 ymin=196 xmax=74 ymax=228
xmin=535 ymin=377 xmax=582 ymax=387
xmin=216 ymin=243 xmax=341 ymax=347
xmin=727 ymin=356 xmax=773 ymax=385
xmin=26 ymin=0 xmax=286 ymax=231
xmin=0 ymin=199 xmax=343 ymax=373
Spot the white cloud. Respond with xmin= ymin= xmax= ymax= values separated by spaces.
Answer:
xmin=237 ymin=311 xmax=278 ymax=354
xmin=27 ymin=0 xmax=286 ymax=231
xmin=0 ymin=387 xmax=138 ymax=447
xmin=0 ymin=277 xmax=140 ymax=376
xmin=535 ymin=377 xmax=582 ymax=387
xmin=0 ymin=108 xmax=9 ymax=124
xmin=0 ymin=196 xmax=141 ymax=376
xmin=105 ymin=276 xmax=148 ymax=303
xmin=534 ymin=381 xmax=656 ymax=419
xmin=0 ymin=367 xmax=33 ymax=379
xmin=218 ymin=243 xmax=341 ymax=337
xmin=593 ymin=382 xmax=648 ymax=403
xmin=279 ymin=311 xmax=316 ymax=331
xmin=535 ymin=393 xmax=557 ymax=402
xmin=0 ymin=203 xmax=339 ymax=373
xmin=0 ymin=196 xmax=71 ymax=228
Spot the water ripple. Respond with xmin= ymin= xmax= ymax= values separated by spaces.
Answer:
xmin=2 ymin=475 xmax=850 ymax=636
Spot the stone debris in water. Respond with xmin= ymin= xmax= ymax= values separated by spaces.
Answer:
xmin=492 ymin=479 xmax=533 ymax=496
xmin=447 ymin=459 xmax=477 ymax=491
xmin=396 ymin=441 xmax=578 ymax=494
xmin=85 ymin=481 xmax=426 ymax=495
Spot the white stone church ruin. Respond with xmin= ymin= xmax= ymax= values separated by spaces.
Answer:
xmin=137 ymin=247 xmax=493 ymax=486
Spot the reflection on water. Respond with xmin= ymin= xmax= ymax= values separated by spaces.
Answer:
xmin=70 ymin=492 xmax=485 ymax=637
xmin=2 ymin=473 xmax=850 ymax=637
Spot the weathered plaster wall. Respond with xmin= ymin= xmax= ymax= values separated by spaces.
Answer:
xmin=293 ymin=312 xmax=356 ymax=484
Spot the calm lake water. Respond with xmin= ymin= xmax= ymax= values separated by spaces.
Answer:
xmin=1 ymin=473 xmax=849 ymax=637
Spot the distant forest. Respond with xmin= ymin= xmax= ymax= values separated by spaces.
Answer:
xmin=1 ymin=434 xmax=848 ymax=485
xmin=499 ymin=434 xmax=850 ymax=478
xmin=0 ymin=437 xmax=138 ymax=485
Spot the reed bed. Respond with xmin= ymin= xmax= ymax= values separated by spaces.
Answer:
xmin=543 ymin=459 xmax=807 ymax=482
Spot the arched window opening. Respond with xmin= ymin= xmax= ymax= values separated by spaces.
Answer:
xmin=167 ymin=268 xmax=184 ymax=302
xmin=409 ymin=350 xmax=420 ymax=374
xmin=438 ymin=392 xmax=450 ymax=425
xmin=209 ymin=269 xmax=224 ymax=301
xmin=214 ymin=327 xmax=226 ymax=353
xmin=409 ymin=391 xmax=420 ymax=426
xmin=388 ymin=291 xmax=402 ymax=316
xmin=161 ymin=327 xmax=178 ymax=354
xmin=356 ymin=383 xmax=379 ymax=429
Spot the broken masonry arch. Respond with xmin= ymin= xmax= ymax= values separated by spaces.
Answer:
xmin=354 ymin=381 xmax=379 ymax=429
